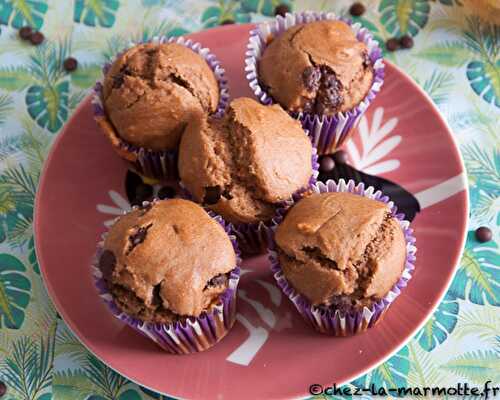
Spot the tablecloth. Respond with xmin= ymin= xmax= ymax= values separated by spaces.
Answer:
xmin=0 ymin=1 xmax=498 ymax=399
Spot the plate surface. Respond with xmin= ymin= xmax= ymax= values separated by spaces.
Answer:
xmin=35 ymin=24 xmax=468 ymax=400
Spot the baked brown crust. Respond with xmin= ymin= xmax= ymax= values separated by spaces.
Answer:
xmin=275 ymin=192 xmax=406 ymax=308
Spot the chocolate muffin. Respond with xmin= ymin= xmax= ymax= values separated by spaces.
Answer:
xmin=98 ymin=199 xmax=236 ymax=323
xmin=258 ymin=20 xmax=373 ymax=116
xmin=275 ymin=192 xmax=406 ymax=311
xmin=98 ymin=42 xmax=220 ymax=152
xmin=178 ymin=97 xmax=313 ymax=225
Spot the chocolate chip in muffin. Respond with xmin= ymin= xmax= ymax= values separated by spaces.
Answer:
xmin=127 ymin=223 xmax=153 ymax=253
xmin=99 ymin=250 xmax=116 ymax=282
xmin=203 ymin=185 xmax=222 ymax=205
xmin=222 ymin=187 xmax=233 ymax=200
xmin=302 ymin=66 xmax=321 ymax=91
xmin=205 ymin=273 xmax=228 ymax=289
xmin=349 ymin=2 xmax=366 ymax=17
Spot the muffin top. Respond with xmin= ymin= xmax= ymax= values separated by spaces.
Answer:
xmin=101 ymin=42 xmax=219 ymax=151
xmin=178 ymin=97 xmax=313 ymax=225
xmin=275 ymin=192 xmax=406 ymax=308
xmin=259 ymin=20 xmax=373 ymax=116
xmin=98 ymin=199 xmax=236 ymax=322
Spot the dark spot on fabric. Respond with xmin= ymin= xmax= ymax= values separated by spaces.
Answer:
xmin=274 ymin=4 xmax=290 ymax=17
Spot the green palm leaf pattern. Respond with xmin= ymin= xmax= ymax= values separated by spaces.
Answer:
xmin=28 ymin=236 xmax=40 ymax=274
xmin=74 ymin=0 xmax=120 ymax=28
xmin=140 ymin=386 xmax=176 ymax=399
xmin=137 ymin=21 xmax=189 ymax=43
xmin=351 ymin=346 xmax=410 ymax=391
xmin=467 ymin=59 xmax=500 ymax=108
xmin=0 ymin=93 xmax=13 ymax=124
xmin=455 ymin=308 xmax=500 ymax=347
xmin=442 ymin=350 xmax=500 ymax=384
xmin=415 ymin=41 xmax=474 ymax=67
xmin=53 ymin=370 xmax=100 ymax=400
xmin=201 ymin=1 xmax=251 ymax=28
xmin=26 ymin=81 xmax=70 ymax=133
xmin=415 ymin=292 xmax=458 ymax=351
xmin=449 ymin=231 xmax=500 ymax=306
xmin=379 ymin=0 xmax=430 ymax=37
xmin=0 ymin=0 xmax=48 ymax=30
xmin=240 ymin=0 xmax=293 ymax=16
xmin=70 ymin=64 xmax=102 ymax=89
xmin=418 ymin=70 xmax=454 ymax=104
xmin=0 ymin=253 xmax=31 ymax=329
xmin=0 ymin=323 xmax=55 ymax=399
xmin=0 ymin=66 xmax=34 ymax=91
xmin=407 ymin=342 xmax=445 ymax=387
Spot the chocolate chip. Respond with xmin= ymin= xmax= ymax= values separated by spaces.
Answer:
xmin=205 ymin=273 xmax=228 ymax=289
xmin=349 ymin=2 xmax=366 ymax=16
xmin=112 ymin=72 xmax=125 ymax=88
xmin=302 ymin=66 xmax=321 ymax=91
xmin=63 ymin=57 xmax=78 ymax=72
xmin=134 ymin=183 xmax=153 ymax=204
xmin=128 ymin=224 xmax=152 ymax=253
xmin=222 ymin=188 xmax=233 ymax=200
xmin=221 ymin=19 xmax=234 ymax=25
xmin=274 ymin=3 xmax=290 ymax=17
xmin=475 ymin=226 xmax=492 ymax=243
xmin=99 ymin=250 xmax=116 ymax=282
xmin=0 ymin=381 xmax=5 ymax=397
xmin=157 ymin=186 xmax=176 ymax=200
xmin=203 ymin=186 xmax=221 ymax=205
xmin=332 ymin=150 xmax=348 ymax=164
xmin=29 ymin=31 xmax=44 ymax=46
xmin=386 ymin=38 xmax=399 ymax=52
xmin=19 ymin=26 xmax=32 ymax=40
xmin=320 ymin=156 xmax=335 ymax=172
xmin=400 ymin=35 xmax=414 ymax=49
xmin=152 ymin=284 xmax=162 ymax=305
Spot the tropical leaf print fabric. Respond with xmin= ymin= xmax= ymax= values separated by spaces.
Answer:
xmin=0 ymin=1 xmax=498 ymax=399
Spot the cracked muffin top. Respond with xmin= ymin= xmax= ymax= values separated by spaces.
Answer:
xmin=97 ymin=199 xmax=236 ymax=323
xmin=258 ymin=20 xmax=373 ymax=116
xmin=275 ymin=192 xmax=406 ymax=310
xmin=178 ymin=97 xmax=313 ymax=225
xmin=102 ymin=42 xmax=219 ymax=151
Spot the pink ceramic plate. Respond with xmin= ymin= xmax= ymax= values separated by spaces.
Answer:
xmin=35 ymin=25 xmax=468 ymax=400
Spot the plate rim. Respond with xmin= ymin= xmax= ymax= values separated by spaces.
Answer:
xmin=33 ymin=23 xmax=469 ymax=400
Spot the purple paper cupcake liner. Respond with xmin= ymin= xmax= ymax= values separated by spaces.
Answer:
xmin=92 ymin=36 xmax=230 ymax=181
xmin=268 ymin=179 xmax=417 ymax=336
xmin=245 ymin=12 xmax=385 ymax=154
xmin=92 ymin=200 xmax=241 ymax=354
